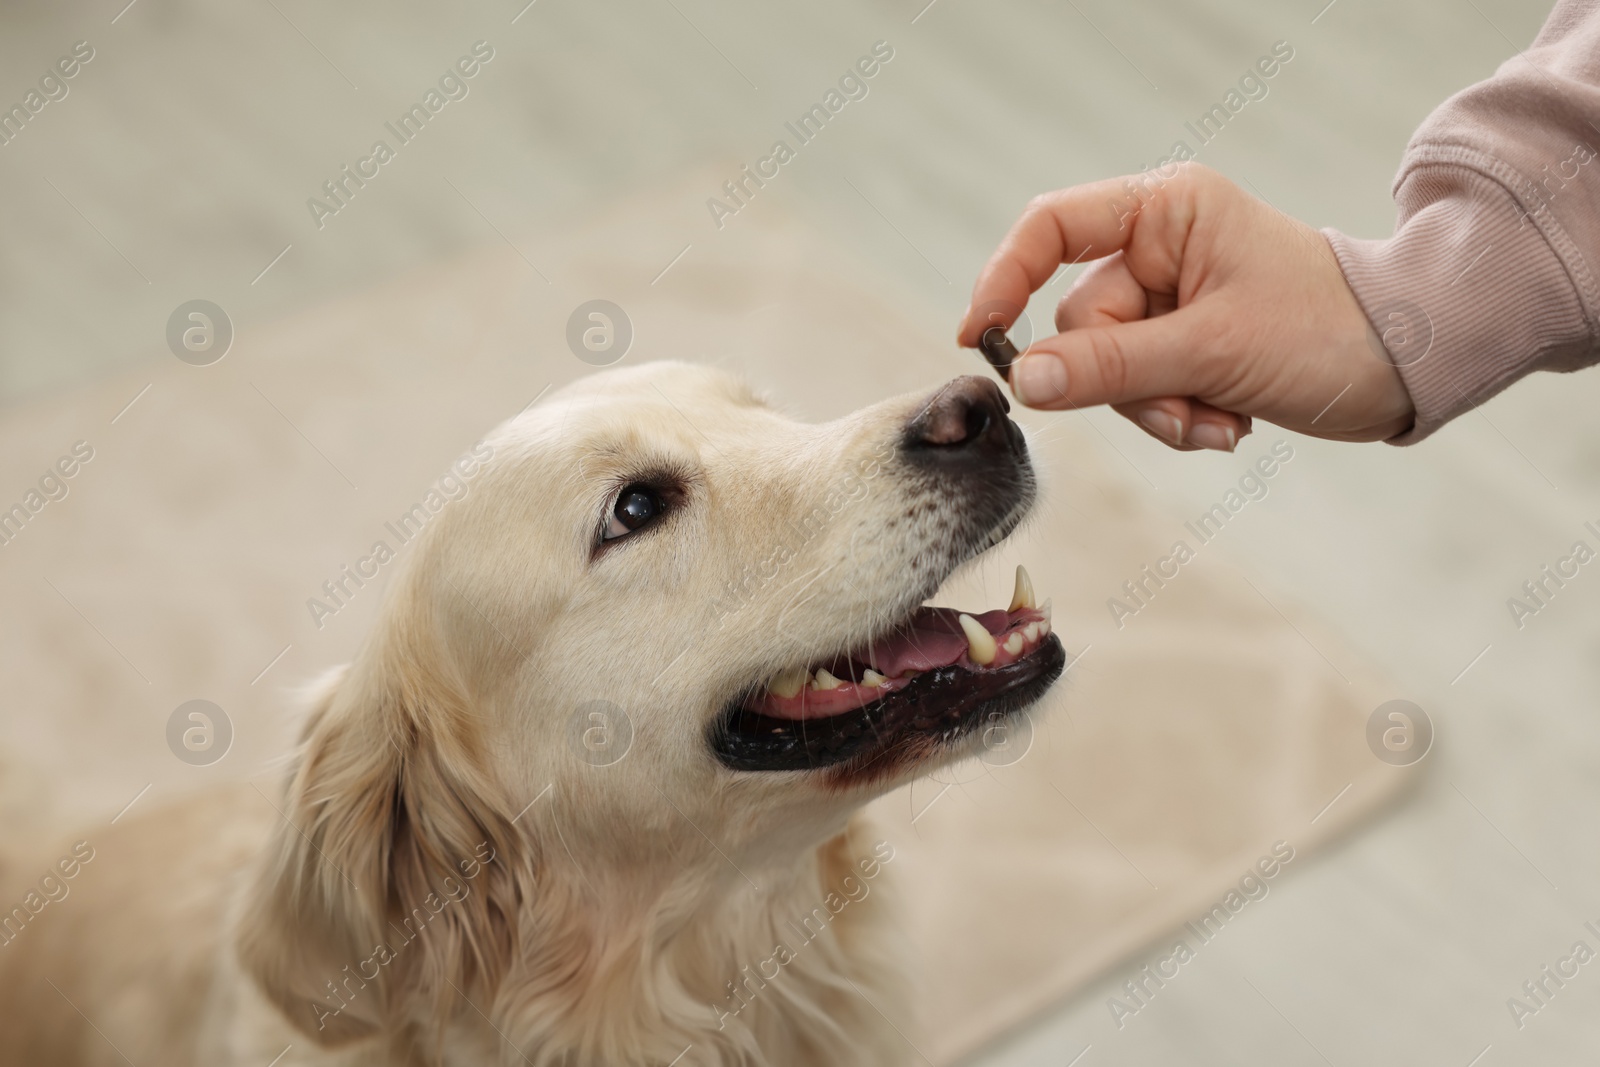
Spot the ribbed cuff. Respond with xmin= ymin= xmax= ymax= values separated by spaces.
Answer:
xmin=1324 ymin=149 xmax=1596 ymax=444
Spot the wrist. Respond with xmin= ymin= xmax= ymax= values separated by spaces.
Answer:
xmin=1324 ymin=158 xmax=1595 ymax=444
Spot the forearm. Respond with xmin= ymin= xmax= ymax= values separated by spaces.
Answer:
xmin=1325 ymin=0 xmax=1600 ymax=443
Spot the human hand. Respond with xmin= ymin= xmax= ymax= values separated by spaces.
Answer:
xmin=957 ymin=164 xmax=1415 ymax=450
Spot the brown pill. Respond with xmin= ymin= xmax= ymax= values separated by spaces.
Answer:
xmin=978 ymin=326 xmax=1020 ymax=381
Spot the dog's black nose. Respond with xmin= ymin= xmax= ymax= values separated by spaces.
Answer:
xmin=900 ymin=375 xmax=1034 ymax=554
xmin=904 ymin=375 xmax=1021 ymax=458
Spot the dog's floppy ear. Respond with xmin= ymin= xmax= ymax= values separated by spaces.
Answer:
xmin=235 ymin=648 xmax=531 ymax=1047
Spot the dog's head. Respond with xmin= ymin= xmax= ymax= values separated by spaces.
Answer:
xmin=238 ymin=361 xmax=1063 ymax=1048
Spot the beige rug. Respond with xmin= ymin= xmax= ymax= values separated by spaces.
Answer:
xmin=0 ymin=177 xmax=1420 ymax=1063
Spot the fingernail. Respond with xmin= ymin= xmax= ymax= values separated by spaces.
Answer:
xmin=1139 ymin=410 xmax=1184 ymax=446
xmin=1188 ymin=423 xmax=1237 ymax=452
xmin=1011 ymin=354 xmax=1068 ymax=405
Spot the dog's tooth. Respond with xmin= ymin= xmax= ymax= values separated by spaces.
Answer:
xmin=958 ymin=613 xmax=997 ymax=666
xmin=813 ymin=668 xmax=844 ymax=690
xmin=1004 ymin=632 xmax=1024 ymax=655
xmin=862 ymin=669 xmax=887 ymax=688
xmin=1009 ymin=564 xmax=1037 ymax=612
xmin=768 ymin=668 xmax=806 ymax=700
xmin=1024 ymin=622 xmax=1041 ymax=642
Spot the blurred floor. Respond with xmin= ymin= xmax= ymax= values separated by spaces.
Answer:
xmin=3 ymin=0 xmax=1596 ymax=1065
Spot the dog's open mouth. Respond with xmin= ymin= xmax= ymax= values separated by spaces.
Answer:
xmin=712 ymin=565 xmax=1066 ymax=779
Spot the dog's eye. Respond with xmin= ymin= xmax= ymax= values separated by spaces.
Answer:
xmin=603 ymin=483 xmax=666 ymax=541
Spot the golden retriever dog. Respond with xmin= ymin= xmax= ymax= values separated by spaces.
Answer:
xmin=0 ymin=362 xmax=1063 ymax=1066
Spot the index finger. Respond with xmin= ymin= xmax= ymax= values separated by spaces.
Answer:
xmin=956 ymin=175 xmax=1160 ymax=348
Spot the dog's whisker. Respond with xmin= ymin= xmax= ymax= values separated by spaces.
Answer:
xmin=651 ymin=644 xmax=692 ymax=687
xmin=540 ymin=793 xmax=602 ymax=900
xmin=511 ymin=782 xmax=553 ymax=824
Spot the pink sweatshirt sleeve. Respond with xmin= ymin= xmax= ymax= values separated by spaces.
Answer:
xmin=1324 ymin=0 xmax=1600 ymax=443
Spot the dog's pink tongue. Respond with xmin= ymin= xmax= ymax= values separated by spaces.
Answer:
xmin=865 ymin=607 xmax=1009 ymax=677
xmin=746 ymin=607 xmax=1026 ymax=722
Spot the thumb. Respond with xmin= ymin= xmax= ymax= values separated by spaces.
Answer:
xmin=1008 ymin=306 xmax=1216 ymax=410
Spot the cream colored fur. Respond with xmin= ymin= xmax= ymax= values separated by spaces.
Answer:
xmin=0 ymin=363 xmax=1027 ymax=1066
